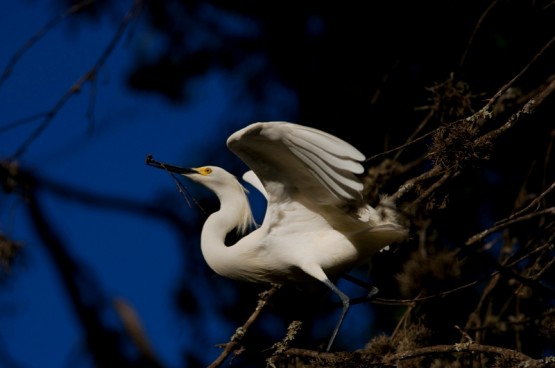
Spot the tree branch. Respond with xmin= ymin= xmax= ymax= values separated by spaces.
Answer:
xmin=208 ymin=284 xmax=281 ymax=368
xmin=10 ymin=0 xmax=143 ymax=159
xmin=0 ymin=0 xmax=95 ymax=89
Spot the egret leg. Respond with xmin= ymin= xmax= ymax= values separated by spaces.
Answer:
xmin=341 ymin=274 xmax=380 ymax=301
xmin=322 ymin=279 xmax=350 ymax=352
xmin=347 ymin=287 xmax=379 ymax=306
xmin=342 ymin=274 xmax=379 ymax=293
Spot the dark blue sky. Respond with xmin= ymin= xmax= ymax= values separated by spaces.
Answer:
xmin=0 ymin=2 xmax=246 ymax=367
xmin=0 ymin=1 xmax=315 ymax=366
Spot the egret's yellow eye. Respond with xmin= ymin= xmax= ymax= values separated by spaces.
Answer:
xmin=197 ymin=167 xmax=213 ymax=176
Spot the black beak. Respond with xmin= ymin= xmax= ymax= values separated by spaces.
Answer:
xmin=146 ymin=154 xmax=196 ymax=174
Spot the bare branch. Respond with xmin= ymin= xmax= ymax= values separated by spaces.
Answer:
xmin=384 ymin=343 xmax=543 ymax=367
xmin=113 ymin=298 xmax=162 ymax=366
xmin=10 ymin=0 xmax=143 ymax=159
xmin=481 ymin=35 xmax=555 ymax=115
xmin=282 ymin=343 xmax=552 ymax=368
xmin=476 ymin=78 xmax=555 ymax=145
xmin=0 ymin=0 xmax=95 ymax=89
xmin=460 ymin=0 xmax=499 ymax=67
xmin=390 ymin=166 xmax=443 ymax=202
xmin=208 ymin=284 xmax=281 ymax=368
xmin=465 ymin=207 xmax=555 ymax=246
xmin=0 ymin=112 xmax=48 ymax=134
xmin=500 ymin=181 xmax=555 ymax=224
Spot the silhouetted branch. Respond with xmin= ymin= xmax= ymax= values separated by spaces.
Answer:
xmin=460 ymin=0 xmax=499 ymax=67
xmin=10 ymin=0 xmax=142 ymax=159
xmin=0 ymin=0 xmax=95 ymax=89
xmin=114 ymin=298 xmax=163 ymax=367
xmin=501 ymin=181 xmax=555 ymax=224
xmin=465 ymin=207 xmax=555 ymax=246
xmin=281 ymin=343 xmax=554 ymax=368
xmin=209 ymin=284 xmax=281 ymax=368
xmin=0 ymin=160 xmax=188 ymax=233
xmin=27 ymin=193 xmax=133 ymax=367
xmin=383 ymin=343 xmax=547 ymax=368
xmin=480 ymin=35 xmax=555 ymax=116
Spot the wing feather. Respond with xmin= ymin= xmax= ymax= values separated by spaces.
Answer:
xmin=227 ymin=121 xmax=366 ymax=206
xmin=287 ymin=134 xmax=364 ymax=174
xmin=287 ymin=142 xmax=363 ymax=199
xmin=293 ymin=126 xmax=365 ymax=162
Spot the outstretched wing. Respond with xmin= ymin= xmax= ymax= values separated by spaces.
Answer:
xmin=227 ymin=122 xmax=365 ymax=206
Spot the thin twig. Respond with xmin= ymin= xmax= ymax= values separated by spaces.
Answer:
xmin=145 ymin=154 xmax=205 ymax=213
xmin=168 ymin=173 xmax=200 ymax=210
xmin=460 ymin=0 xmax=499 ymax=67
xmin=374 ymin=239 xmax=552 ymax=308
xmin=504 ymin=242 xmax=553 ymax=270
xmin=11 ymin=0 xmax=143 ymax=159
xmin=0 ymin=112 xmax=49 ymax=134
xmin=465 ymin=207 xmax=555 ymax=246
xmin=373 ymin=279 xmax=480 ymax=306
xmin=390 ymin=297 xmax=417 ymax=341
xmin=499 ymin=181 xmax=555 ymax=224
xmin=390 ymin=166 xmax=443 ymax=202
xmin=0 ymin=0 xmax=95 ymax=89
xmin=476 ymin=84 xmax=549 ymax=145
xmin=481 ymin=35 xmax=555 ymax=115
xmin=407 ymin=170 xmax=453 ymax=209
xmin=86 ymin=74 xmax=98 ymax=135
xmin=366 ymin=110 xmax=435 ymax=163
xmin=266 ymin=320 xmax=303 ymax=367
xmin=366 ymin=130 xmax=434 ymax=163
xmin=208 ymin=284 xmax=281 ymax=368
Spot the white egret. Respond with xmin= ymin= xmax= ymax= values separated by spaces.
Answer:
xmin=147 ymin=121 xmax=407 ymax=351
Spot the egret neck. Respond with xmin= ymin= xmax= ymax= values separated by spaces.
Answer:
xmin=199 ymin=178 xmax=255 ymax=277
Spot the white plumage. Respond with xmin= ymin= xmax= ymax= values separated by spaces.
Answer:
xmin=147 ymin=121 xmax=406 ymax=351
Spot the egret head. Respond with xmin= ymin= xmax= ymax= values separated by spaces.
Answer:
xmin=178 ymin=166 xmax=241 ymax=193
xmin=146 ymin=155 xmax=254 ymax=234
xmin=146 ymin=156 xmax=237 ymax=193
